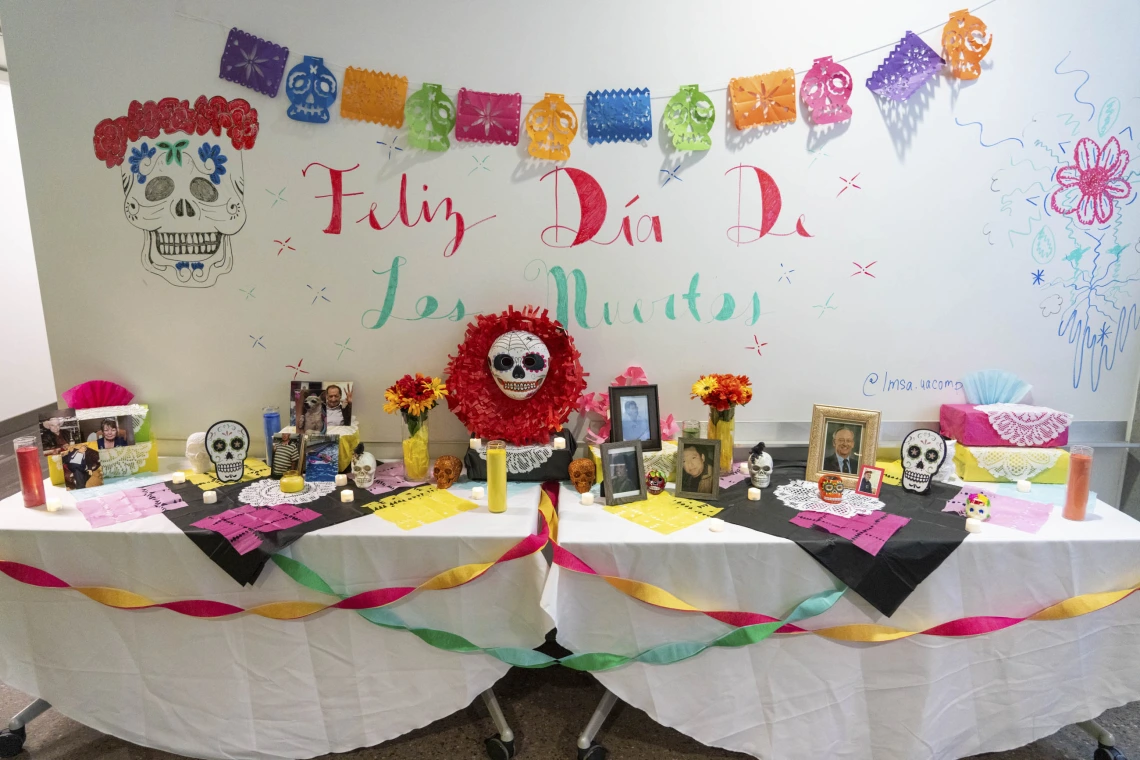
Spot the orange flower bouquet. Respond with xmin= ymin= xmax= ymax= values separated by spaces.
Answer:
xmin=385 ymin=373 xmax=447 ymax=480
xmin=691 ymin=374 xmax=753 ymax=471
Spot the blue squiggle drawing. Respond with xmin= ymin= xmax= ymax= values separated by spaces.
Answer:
xmin=1007 ymin=209 xmax=1042 ymax=247
xmin=955 ymin=118 xmax=1025 ymax=148
xmin=1054 ymin=52 xmax=1096 ymax=122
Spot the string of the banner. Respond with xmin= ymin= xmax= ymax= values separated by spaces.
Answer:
xmin=172 ymin=0 xmax=1003 ymax=105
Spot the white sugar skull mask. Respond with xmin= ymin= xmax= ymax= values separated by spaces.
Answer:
xmin=205 ymin=420 xmax=249 ymax=482
xmin=487 ymin=330 xmax=550 ymax=400
xmin=748 ymin=445 xmax=773 ymax=488
xmin=352 ymin=451 xmax=376 ymax=488
xmin=901 ymin=429 xmax=946 ymax=494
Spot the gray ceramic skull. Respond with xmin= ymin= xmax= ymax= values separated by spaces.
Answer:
xmin=352 ymin=450 xmax=376 ymax=488
xmin=748 ymin=443 xmax=773 ymax=488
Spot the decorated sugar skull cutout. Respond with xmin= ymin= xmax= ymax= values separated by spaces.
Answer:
xmin=352 ymin=449 xmax=376 ymax=488
xmin=818 ymin=474 xmax=844 ymax=503
xmin=205 ymin=420 xmax=249 ymax=482
xmin=748 ymin=442 xmax=773 ymax=488
xmin=568 ymin=458 xmax=596 ymax=493
xmin=487 ymin=330 xmax=550 ymax=401
xmin=286 ymin=56 xmax=338 ymax=123
xmin=663 ymin=85 xmax=715 ymax=151
xmin=433 ymin=455 xmax=462 ymax=489
xmin=801 ymin=56 xmax=854 ymax=125
xmin=965 ymin=493 xmax=991 ymax=521
xmin=900 ymin=428 xmax=947 ymax=494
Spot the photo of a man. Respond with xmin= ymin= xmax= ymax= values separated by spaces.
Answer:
xmin=620 ymin=397 xmax=651 ymax=441
xmin=856 ymin=465 xmax=884 ymax=497
xmin=681 ymin=444 xmax=715 ymax=494
xmin=608 ymin=451 xmax=640 ymax=496
xmin=821 ymin=423 xmax=863 ymax=475
xmin=40 ymin=411 xmax=79 ymax=455
xmin=324 ymin=383 xmax=353 ymax=427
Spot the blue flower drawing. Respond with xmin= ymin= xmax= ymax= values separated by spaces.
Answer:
xmin=198 ymin=142 xmax=229 ymax=185
xmin=128 ymin=142 xmax=156 ymax=184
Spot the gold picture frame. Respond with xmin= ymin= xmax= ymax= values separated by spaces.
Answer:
xmin=805 ymin=404 xmax=881 ymax=489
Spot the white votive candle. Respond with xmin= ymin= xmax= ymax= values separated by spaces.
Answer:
xmin=470 ymin=438 xmax=482 ymax=449
xmin=739 ymin=462 xmax=749 ymax=475
xmin=171 ymin=471 xmax=186 ymax=484
xmin=1016 ymin=480 xmax=1032 ymax=493
xmin=965 ymin=517 xmax=983 ymax=533
xmin=471 ymin=486 xmax=485 ymax=500
xmin=747 ymin=487 xmax=761 ymax=501
xmin=580 ymin=492 xmax=595 ymax=506
xmin=708 ymin=517 xmax=725 ymax=532
xmin=553 ymin=436 xmax=566 ymax=450
xmin=335 ymin=474 xmax=348 ymax=487
xmin=46 ymin=498 xmax=61 ymax=513
xmin=203 ymin=490 xmax=217 ymax=504
xmin=340 ymin=489 xmax=354 ymax=502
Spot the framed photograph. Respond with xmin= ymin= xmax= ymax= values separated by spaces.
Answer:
xmin=674 ymin=437 xmax=722 ymax=500
xmin=856 ymin=464 xmax=885 ymax=497
xmin=600 ymin=440 xmax=647 ymax=506
xmin=302 ymin=433 xmax=340 ymax=482
xmin=609 ymin=384 xmax=661 ymax=452
xmin=291 ymin=380 xmax=355 ymax=432
xmin=806 ymin=404 xmax=881 ymax=488
xmin=79 ymin=414 xmax=136 ymax=450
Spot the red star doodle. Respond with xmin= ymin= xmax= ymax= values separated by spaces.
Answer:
xmin=851 ymin=261 xmax=877 ymax=278
xmin=837 ymin=173 xmax=862 ymax=197
xmin=285 ymin=358 xmax=309 ymax=380
xmin=745 ymin=335 xmax=769 ymax=356
xmin=274 ymin=237 xmax=295 ymax=256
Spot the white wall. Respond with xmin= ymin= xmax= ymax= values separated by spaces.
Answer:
xmin=0 ymin=79 xmax=55 ymax=421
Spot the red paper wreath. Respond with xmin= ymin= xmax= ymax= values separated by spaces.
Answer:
xmin=445 ymin=306 xmax=587 ymax=445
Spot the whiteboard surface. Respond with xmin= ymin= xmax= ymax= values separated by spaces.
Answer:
xmin=3 ymin=0 xmax=1139 ymax=446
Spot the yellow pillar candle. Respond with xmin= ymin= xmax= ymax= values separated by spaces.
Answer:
xmin=487 ymin=440 xmax=507 ymax=513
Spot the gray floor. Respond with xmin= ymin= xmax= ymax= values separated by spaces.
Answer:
xmin=0 ymin=421 xmax=1137 ymax=759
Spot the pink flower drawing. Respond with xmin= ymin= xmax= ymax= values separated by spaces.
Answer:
xmin=1049 ymin=136 xmax=1131 ymax=225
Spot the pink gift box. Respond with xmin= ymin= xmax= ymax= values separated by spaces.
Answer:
xmin=940 ymin=404 xmax=1068 ymax=448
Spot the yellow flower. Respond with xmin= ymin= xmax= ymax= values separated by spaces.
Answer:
xmin=423 ymin=376 xmax=448 ymax=401
xmin=384 ymin=389 xmax=404 ymax=415
xmin=691 ymin=376 xmax=718 ymax=399
xmin=406 ymin=398 xmax=430 ymax=417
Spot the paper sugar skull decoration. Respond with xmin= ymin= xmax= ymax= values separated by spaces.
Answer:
xmin=866 ymin=32 xmax=945 ymax=101
xmin=568 ymin=458 xmax=597 ymax=493
xmin=286 ymin=56 xmax=338 ymax=123
xmin=488 ymin=330 xmax=551 ymax=401
xmin=818 ymin=474 xmax=844 ymax=504
xmin=340 ymin=67 xmax=408 ymax=127
xmin=92 ymin=96 xmax=259 ymax=288
xmin=185 ymin=432 xmax=211 ymax=474
xmin=446 ymin=306 xmax=587 ymax=445
xmin=801 ymin=57 xmax=853 ymax=125
xmin=646 ymin=469 xmax=667 ymax=496
xmin=729 ymin=69 xmax=796 ymax=129
xmin=663 ymin=85 xmax=715 ymax=151
xmin=218 ymin=28 xmax=289 ymax=97
xmin=433 ymin=455 xmax=463 ymax=489
xmin=351 ymin=447 xmax=376 ymax=488
xmin=748 ymin=442 xmax=773 ymax=488
xmin=900 ymin=428 xmax=947 ymax=494
xmin=525 ymin=93 xmax=578 ymax=160
xmin=942 ymin=9 xmax=992 ymax=80
xmin=205 ymin=420 xmax=249 ymax=483
xmin=965 ymin=493 xmax=991 ymax=521
xmin=405 ymin=83 xmax=456 ymax=152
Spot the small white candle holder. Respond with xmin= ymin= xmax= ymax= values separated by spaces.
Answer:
xmin=1016 ymin=480 xmax=1032 ymax=493
xmin=708 ymin=517 xmax=726 ymax=532
xmin=580 ymin=492 xmax=595 ymax=506
xmin=46 ymin=498 xmax=62 ymax=513
xmin=553 ymin=436 xmax=566 ymax=450
xmin=965 ymin=517 xmax=983 ymax=533
xmin=203 ymin=491 xmax=217 ymax=504
xmin=739 ymin=462 xmax=749 ymax=476
xmin=470 ymin=438 xmax=482 ymax=449
xmin=747 ymin=487 xmax=761 ymax=501
xmin=335 ymin=474 xmax=348 ymax=487
xmin=340 ymin=489 xmax=354 ymax=503
xmin=471 ymin=486 xmax=486 ymax=500
xmin=171 ymin=471 xmax=186 ymax=484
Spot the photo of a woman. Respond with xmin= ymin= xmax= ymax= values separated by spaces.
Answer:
xmin=97 ymin=418 xmax=128 ymax=449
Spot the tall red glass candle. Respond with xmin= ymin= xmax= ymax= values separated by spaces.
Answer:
xmin=14 ymin=436 xmax=46 ymax=508
xmin=1062 ymin=445 xmax=1093 ymax=521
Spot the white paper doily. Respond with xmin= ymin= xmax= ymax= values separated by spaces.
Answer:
xmin=238 ymin=479 xmax=335 ymax=506
xmin=967 ymin=447 xmax=1064 ymax=481
xmin=773 ymin=480 xmax=885 ymax=518
xmin=974 ymin=403 xmax=1073 ymax=447
xmin=476 ymin=445 xmax=553 ymax=474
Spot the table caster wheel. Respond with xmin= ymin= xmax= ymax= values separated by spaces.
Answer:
xmin=0 ymin=726 xmax=26 ymax=758
xmin=484 ymin=734 xmax=515 ymax=760
xmin=1094 ymin=745 xmax=1127 ymax=760
xmin=577 ymin=741 xmax=608 ymax=760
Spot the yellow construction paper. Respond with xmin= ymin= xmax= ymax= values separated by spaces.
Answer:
xmin=604 ymin=492 xmax=721 ymax=535
xmin=361 ymin=484 xmax=478 ymax=530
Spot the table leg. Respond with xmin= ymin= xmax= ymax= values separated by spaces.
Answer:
xmin=1080 ymin=719 xmax=1129 ymax=760
xmin=480 ymin=689 xmax=516 ymax=760
xmin=576 ymin=689 xmax=619 ymax=760
xmin=0 ymin=698 xmax=51 ymax=758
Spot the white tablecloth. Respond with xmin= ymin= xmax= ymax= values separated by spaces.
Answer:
xmin=0 ymin=470 xmax=549 ymax=760
xmin=542 ymin=484 xmax=1140 ymax=759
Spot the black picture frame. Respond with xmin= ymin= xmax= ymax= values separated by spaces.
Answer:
xmin=599 ymin=440 xmax=647 ymax=506
xmin=608 ymin=384 xmax=662 ymax=452
xmin=674 ymin=437 xmax=722 ymax=500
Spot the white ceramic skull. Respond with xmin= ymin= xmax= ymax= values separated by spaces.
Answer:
xmin=185 ymin=432 xmax=211 ymax=474
xmin=748 ymin=443 xmax=773 ymax=488
xmin=205 ymin=420 xmax=249 ymax=482
xmin=900 ymin=429 xmax=946 ymax=494
xmin=122 ymin=138 xmax=246 ymax=288
xmin=352 ymin=451 xmax=377 ymax=489
xmin=487 ymin=330 xmax=550 ymax=400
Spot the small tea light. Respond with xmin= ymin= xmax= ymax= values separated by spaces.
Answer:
xmin=471 ymin=486 xmax=485 ymax=500
xmin=580 ymin=492 xmax=595 ymax=506
xmin=470 ymin=437 xmax=482 ymax=449
xmin=747 ymin=487 xmax=761 ymax=501
xmin=1016 ymin=480 xmax=1032 ymax=493
xmin=340 ymin=489 xmax=354 ymax=503
xmin=203 ymin=490 xmax=217 ymax=504
xmin=708 ymin=517 xmax=726 ymax=532
xmin=965 ymin=517 xmax=983 ymax=533
xmin=739 ymin=462 xmax=749 ymax=476
xmin=335 ymin=474 xmax=348 ymax=487
xmin=171 ymin=471 xmax=186 ymax=484
xmin=46 ymin=498 xmax=61 ymax=513
xmin=553 ymin=436 xmax=566 ymax=450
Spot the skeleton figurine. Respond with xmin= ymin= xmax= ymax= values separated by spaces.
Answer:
xmin=900 ymin=429 xmax=947 ymax=494
xmin=351 ymin=443 xmax=376 ymax=489
xmin=433 ymin=455 xmax=463 ymax=489
xmin=748 ymin=442 xmax=773 ymax=488
xmin=568 ymin=458 xmax=596 ymax=494
xmin=205 ymin=420 xmax=249 ymax=482
xmin=487 ymin=330 xmax=551 ymax=401
xmin=185 ymin=432 xmax=211 ymax=474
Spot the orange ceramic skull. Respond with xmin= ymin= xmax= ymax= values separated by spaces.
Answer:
xmin=433 ymin=455 xmax=462 ymax=489
xmin=818 ymin=474 xmax=845 ymax=504
xmin=568 ymin=458 xmax=596 ymax=494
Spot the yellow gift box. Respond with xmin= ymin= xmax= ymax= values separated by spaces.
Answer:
xmin=953 ymin=445 xmax=1070 ymax=483
xmin=590 ymin=440 xmax=678 ymax=484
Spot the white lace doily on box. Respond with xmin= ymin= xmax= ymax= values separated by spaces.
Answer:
xmin=974 ymin=403 xmax=1073 ymax=447
xmin=967 ymin=447 xmax=1064 ymax=481
xmin=239 ymin=479 xmax=335 ymax=506
xmin=476 ymin=445 xmax=553 ymax=474
xmin=773 ymin=480 xmax=885 ymax=518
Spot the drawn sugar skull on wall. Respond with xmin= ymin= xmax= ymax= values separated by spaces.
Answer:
xmin=92 ymin=96 xmax=260 ymax=288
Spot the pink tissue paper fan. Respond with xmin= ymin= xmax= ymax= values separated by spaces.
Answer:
xmin=61 ymin=380 xmax=134 ymax=409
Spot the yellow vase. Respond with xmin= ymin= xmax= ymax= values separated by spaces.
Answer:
xmin=708 ymin=407 xmax=736 ymax=472
xmin=402 ymin=413 xmax=430 ymax=480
